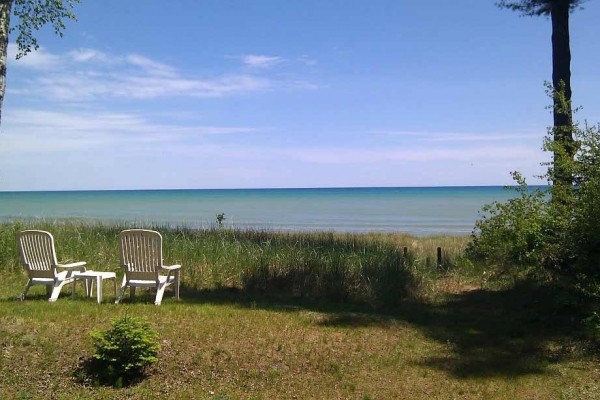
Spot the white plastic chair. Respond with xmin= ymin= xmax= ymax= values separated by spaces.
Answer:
xmin=17 ymin=230 xmax=87 ymax=302
xmin=116 ymin=229 xmax=181 ymax=305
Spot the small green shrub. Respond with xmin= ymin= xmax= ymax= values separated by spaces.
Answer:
xmin=466 ymin=172 xmax=549 ymax=270
xmin=89 ymin=315 xmax=160 ymax=386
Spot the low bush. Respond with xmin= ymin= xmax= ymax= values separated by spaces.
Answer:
xmin=89 ymin=315 xmax=160 ymax=386
xmin=466 ymin=172 xmax=549 ymax=271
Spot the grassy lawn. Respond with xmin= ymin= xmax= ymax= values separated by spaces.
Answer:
xmin=0 ymin=222 xmax=598 ymax=399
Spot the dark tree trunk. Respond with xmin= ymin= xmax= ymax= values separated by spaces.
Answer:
xmin=551 ymin=0 xmax=575 ymax=185
xmin=0 ymin=0 xmax=12 ymax=129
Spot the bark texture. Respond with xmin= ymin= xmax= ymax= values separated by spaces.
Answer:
xmin=0 ymin=0 xmax=12 ymax=129
xmin=550 ymin=0 xmax=576 ymax=187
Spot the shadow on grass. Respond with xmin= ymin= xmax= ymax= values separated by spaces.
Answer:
xmin=178 ymin=279 xmax=592 ymax=379
xmin=398 ymin=280 xmax=586 ymax=379
xmin=4 ymin=277 xmax=589 ymax=380
xmin=73 ymin=356 xmax=150 ymax=388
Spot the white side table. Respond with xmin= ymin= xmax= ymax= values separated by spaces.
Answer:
xmin=72 ymin=271 xmax=117 ymax=304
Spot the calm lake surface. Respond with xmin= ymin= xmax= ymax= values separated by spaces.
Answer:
xmin=0 ymin=186 xmax=540 ymax=236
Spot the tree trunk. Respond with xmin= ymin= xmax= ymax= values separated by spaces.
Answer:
xmin=551 ymin=0 xmax=574 ymax=186
xmin=0 ymin=0 xmax=12 ymax=130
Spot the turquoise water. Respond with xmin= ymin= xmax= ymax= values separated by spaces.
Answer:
xmin=0 ymin=187 xmax=536 ymax=235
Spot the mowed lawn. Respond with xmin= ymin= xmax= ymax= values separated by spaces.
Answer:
xmin=1 ymin=272 xmax=598 ymax=400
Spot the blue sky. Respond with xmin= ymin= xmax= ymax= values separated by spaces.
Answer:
xmin=1 ymin=0 xmax=599 ymax=191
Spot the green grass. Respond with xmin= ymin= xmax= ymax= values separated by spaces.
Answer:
xmin=0 ymin=221 xmax=597 ymax=399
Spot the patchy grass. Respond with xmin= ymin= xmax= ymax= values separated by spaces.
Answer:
xmin=1 ymin=283 xmax=598 ymax=399
xmin=0 ymin=221 xmax=598 ymax=399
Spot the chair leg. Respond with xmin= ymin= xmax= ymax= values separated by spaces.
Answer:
xmin=88 ymin=279 xmax=95 ymax=298
xmin=72 ymin=277 xmax=77 ymax=299
xmin=84 ymin=279 xmax=91 ymax=297
xmin=115 ymin=276 xmax=128 ymax=304
xmin=20 ymin=280 xmax=32 ymax=301
xmin=96 ymin=276 xmax=103 ymax=304
xmin=113 ymin=277 xmax=118 ymax=302
xmin=154 ymin=281 xmax=167 ymax=306
xmin=49 ymin=282 xmax=67 ymax=302
xmin=175 ymin=270 xmax=180 ymax=301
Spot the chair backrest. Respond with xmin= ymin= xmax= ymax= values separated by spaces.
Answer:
xmin=17 ymin=230 xmax=59 ymax=280
xmin=119 ymin=229 xmax=163 ymax=282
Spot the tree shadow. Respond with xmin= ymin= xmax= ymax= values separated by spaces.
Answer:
xmin=325 ymin=279 xmax=590 ymax=378
xmin=177 ymin=279 xmax=592 ymax=379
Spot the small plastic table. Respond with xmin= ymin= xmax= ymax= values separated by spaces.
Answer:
xmin=72 ymin=271 xmax=118 ymax=304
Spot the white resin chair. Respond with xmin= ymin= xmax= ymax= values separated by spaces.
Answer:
xmin=17 ymin=230 xmax=87 ymax=302
xmin=116 ymin=229 xmax=181 ymax=305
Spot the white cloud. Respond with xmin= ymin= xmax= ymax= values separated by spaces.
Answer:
xmin=70 ymin=73 xmax=270 ymax=100
xmin=241 ymin=54 xmax=284 ymax=69
xmin=67 ymin=48 xmax=111 ymax=63
xmin=8 ymin=47 xmax=312 ymax=101
xmin=281 ymin=145 xmax=544 ymax=165
xmin=125 ymin=54 xmax=178 ymax=77
xmin=0 ymin=107 xmax=547 ymax=190
xmin=369 ymin=130 xmax=543 ymax=143
xmin=0 ymin=109 xmax=261 ymax=154
xmin=1 ymin=107 xmax=544 ymax=170
xmin=7 ymin=44 xmax=62 ymax=69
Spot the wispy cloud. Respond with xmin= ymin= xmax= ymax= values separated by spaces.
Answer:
xmin=282 ymin=145 xmax=544 ymax=164
xmin=125 ymin=54 xmax=178 ymax=77
xmin=0 ymin=107 xmax=547 ymax=190
xmin=7 ymin=43 xmax=62 ymax=69
xmin=1 ymin=107 xmax=543 ymax=168
xmin=7 ymin=47 xmax=314 ymax=102
xmin=241 ymin=54 xmax=285 ymax=69
xmin=0 ymin=109 xmax=261 ymax=154
xmin=24 ymin=71 xmax=270 ymax=101
xmin=369 ymin=130 xmax=543 ymax=142
xmin=67 ymin=48 xmax=111 ymax=63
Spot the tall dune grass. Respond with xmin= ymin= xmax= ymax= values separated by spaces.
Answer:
xmin=0 ymin=220 xmax=469 ymax=308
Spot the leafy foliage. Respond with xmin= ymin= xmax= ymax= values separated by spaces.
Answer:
xmin=10 ymin=0 xmax=80 ymax=59
xmin=468 ymin=91 xmax=600 ymax=286
xmin=496 ymin=0 xmax=587 ymax=17
xmin=215 ymin=212 xmax=226 ymax=227
xmin=89 ymin=315 xmax=160 ymax=386
xmin=583 ymin=311 xmax=600 ymax=342
xmin=466 ymin=172 xmax=549 ymax=270
xmin=562 ymin=122 xmax=600 ymax=273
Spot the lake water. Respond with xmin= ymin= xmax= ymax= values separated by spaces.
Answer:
xmin=0 ymin=186 xmax=534 ymax=236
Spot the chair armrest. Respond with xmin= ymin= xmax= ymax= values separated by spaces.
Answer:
xmin=57 ymin=261 xmax=87 ymax=270
xmin=161 ymin=264 xmax=181 ymax=271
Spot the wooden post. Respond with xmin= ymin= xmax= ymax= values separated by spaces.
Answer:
xmin=437 ymin=247 xmax=442 ymax=269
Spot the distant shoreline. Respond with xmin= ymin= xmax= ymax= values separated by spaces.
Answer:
xmin=0 ymin=184 xmax=550 ymax=194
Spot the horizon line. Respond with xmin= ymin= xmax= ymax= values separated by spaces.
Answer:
xmin=0 ymin=184 xmax=551 ymax=194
